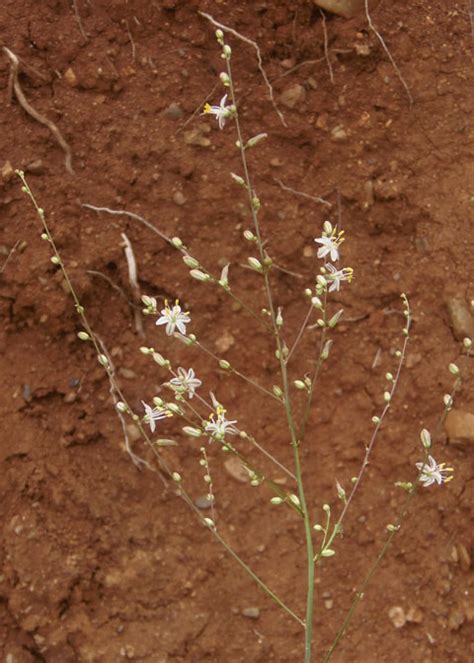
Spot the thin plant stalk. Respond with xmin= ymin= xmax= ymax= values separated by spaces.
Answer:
xmin=18 ymin=171 xmax=304 ymax=631
xmin=225 ymin=54 xmax=316 ymax=662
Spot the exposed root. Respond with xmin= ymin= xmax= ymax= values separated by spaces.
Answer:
xmin=120 ymin=232 xmax=144 ymax=337
xmin=364 ymin=0 xmax=413 ymax=107
xmin=274 ymin=177 xmax=332 ymax=208
xmin=320 ymin=10 xmax=335 ymax=84
xmin=72 ymin=0 xmax=87 ymax=41
xmin=3 ymin=47 xmax=75 ymax=174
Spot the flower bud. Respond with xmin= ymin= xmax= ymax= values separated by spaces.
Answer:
xmin=248 ymin=257 xmax=263 ymax=272
xmin=97 ymin=354 xmax=109 ymax=367
xmin=246 ymin=133 xmax=267 ymax=148
xmin=276 ymin=307 xmax=283 ymax=327
xmin=316 ymin=275 xmax=327 ymax=288
xmin=449 ymin=363 xmax=460 ymax=376
xmin=139 ymin=346 xmax=153 ymax=355
xmin=321 ymin=339 xmax=333 ymax=360
xmin=116 ymin=401 xmax=127 ymax=412
xmin=463 ymin=337 xmax=472 ymax=349
xmin=219 ymin=72 xmax=230 ymax=86
xmin=270 ymin=497 xmax=284 ymax=505
xmin=172 ymin=472 xmax=182 ymax=483
xmin=51 ymin=256 xmax=61 ymax=265
xmin=443 ymin=394 xmax=453 ymax=409
xmin=311 ymin=296 xmax=323 ymax=310
xmin=328 ymin=309 xmax=344 ymax=328
xmin=420 ymin=428 xmax=431 ymax=449
xmin=272 ymin=385 xmax=283 ymax=398
xmin=323 ymin=220 xmax=333 ymax=235
xmin=77 ymin=331 xmax=90 ymax=341
xmin=183 ymin=255 xmax=200 ymax=269
xmin=152 ymin=352 xmax=168 ymax=367
xmin=321 ymin=549 xmax=335 ymax=557
xmin=383 ymin=391 xmax=391 ymax=403
xmin=190 ymin=269 xmax=210 ymax=282
xmin=243 ymin=230 xmax=255 ymax=241
xmin=294 ymin=380 xmax=306 ymax=390
xmin=289 ymin=494 xmax=301 ymax=507
xmin=230 ymin=172 xmax=245 ymax=186
xmin=41 ymin=232 xmax=49 ymax=241
xmin=219 ymin=359 xmax=231 ymax=370
xmin=183 ymin=426 xmax=202 ymax=437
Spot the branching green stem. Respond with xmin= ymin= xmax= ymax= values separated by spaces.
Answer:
xmin=226 ymin=57 xmax=315 ymax=662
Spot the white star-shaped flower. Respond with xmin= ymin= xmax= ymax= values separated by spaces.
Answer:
xmin=325 ymin=263 xmax=354 ymax=292
xmin=314 ymin=229 xmax=344 ymax=262
xmin=169 ymin=367 xmax=202 ymax=399
xmin=205 ymin=406 xmax=238 ymax=441
xmin=203 ymin=94 xmax=234 ymax=129
xmin=156 ymin=300 xmax=190 ymax=336
xmin=142 ymin=400 xmax=171 ymax=433
xmin=416 ymin=455 xmax=454 ymax=487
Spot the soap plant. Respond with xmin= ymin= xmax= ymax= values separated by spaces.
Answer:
xmin=16 ymin=27 xmax=463 ymax=663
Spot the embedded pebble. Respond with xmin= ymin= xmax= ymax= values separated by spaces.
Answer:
xmin=280 ymin=83 xmax=306 ymax=109
xmin=215 ymin=330 xmax=235 ymax=353
xmin=406 ymin=607 xmax=423 ymax=623
xmin=194 ymin=495 xmax=213 ymax=510
xmin=406 ymin=352 xmax=422 ymax=369
xmin=316 ymin=113 xmax=329 ymax=131
xmin=444 ymin=409 xmax=474 ymax=442
xmin=388 ymin=606 xmax=406 ymax=628
xmin=126 ymin=424 xmax=141 ymax=443
xmin=456 ymin=543 xmax=472 ymax=572
xmin=373 ymin=177 xmax=402 ymax=200
xmin=414 ymin=237 xmax=430 ymax=254
xmin=445 ymin=297 xmax=474 ymax=341
xmin=119 ymin=367 xmax=137 ymax=379
xmin=224 ymin=457 xmax=249 ymax=483
xmin=448 ymin=609 xmax=465 ymax=631
xmin=64 ymin=67 xmax=78 ymax=87
xmin=303 ymin=245 xmax=313 ymax=258
xmin=162 ymin=102 xmax=184 ymax=119
xmin=324 ymin=599 xmax=334 ymax=610
xmin=183 ymin=126 xmax=211 ymax=147
xmin=22 ymin=384 xmax=32 ymax=402
xmin=331 ymin=125 xmax=348 ymax=142
xmin=25 ymin=159 xmax=45 ymax=175
xmin=172 ymin=191 xmax=186 ymax=206
xmin=313 ymin=1 xmax=381 ymax=20
xmin=360 ymin=180 xmax=374 ymax=210
xmin=280 ymin=58 xmax=296 ymax=70
xmin=241 ymin=607 xmax=260 ymax=619
xmin=1 ymin=160 xmax=14 ymax=182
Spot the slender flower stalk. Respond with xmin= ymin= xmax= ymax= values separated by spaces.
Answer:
xmin=223 ymin=48 xmax=316 ymax=663
xmin=18 ymin=173 xmax=303 ymax=635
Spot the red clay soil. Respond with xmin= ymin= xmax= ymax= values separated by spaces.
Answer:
xmin=0 ymin=1 xmax=473 ymax=661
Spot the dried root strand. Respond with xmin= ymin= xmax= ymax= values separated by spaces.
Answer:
xmin=2 ymin=46 xmax=74 ymax=174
